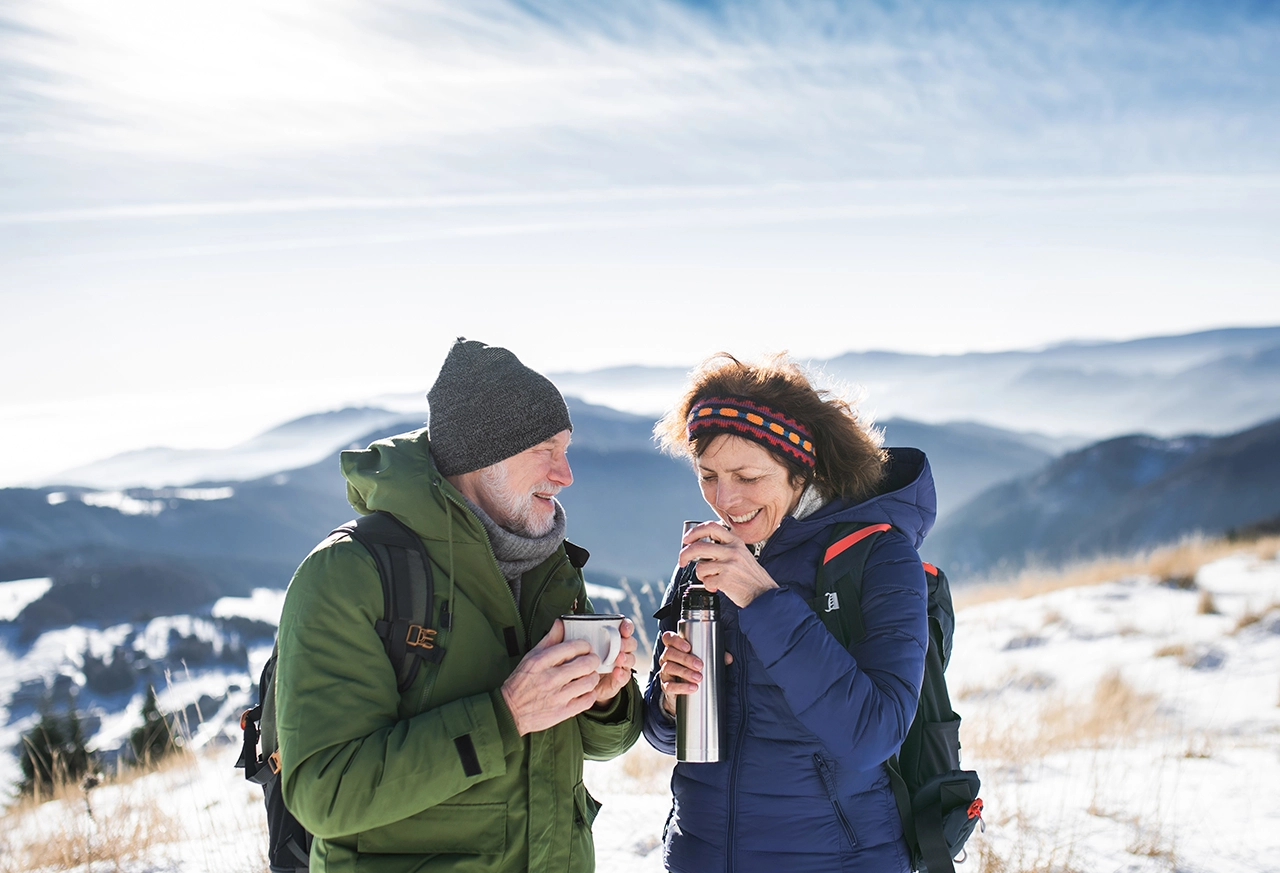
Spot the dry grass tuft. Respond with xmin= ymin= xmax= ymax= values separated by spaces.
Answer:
xmin=1182 ymin=731 xmax=1214 ymax=759
xmin=1195 ymin=589 xmax=1219 ymax=615
xmin=966 ymin=670 xmax=1160 ymax=763
xmin=956 ymin=668 xmax=1055 ymax=702
xmin=100 ymin=746 xmax=191 ymax=789
xmin=1125 ymin=817 xmax=1175 ymax=862
xmin=0 ymin=783 xmax=183 ymax=873
xmin=1232 ymin=602 xmax=1278 ymax=634
xmin=1153 ymin=642 xmax=1187 ymax=659
xmin=973 ymin=814 xmax=1086 ymax=873
xmin=2 ymin=742 xmax=270 ymax=873
xmin=965 ymin=671 xmax=1172 ymax=872
xmin=955 ymin=534 xmax=1280 ymax=608
xmin=617 ymin=742 xmax=675 ymax=794
xmin=1043 ymin=670 xmax=1160 ymax=749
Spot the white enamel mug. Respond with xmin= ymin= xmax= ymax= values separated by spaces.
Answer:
xmin=561 ymin=613 xmax=625 ymax=672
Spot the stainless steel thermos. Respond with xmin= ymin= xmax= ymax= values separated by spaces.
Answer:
xmin=676 ymin=582 xmax=725 ymax=762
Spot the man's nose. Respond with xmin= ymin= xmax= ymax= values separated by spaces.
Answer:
xmin=549 ymin=453 xmax=573 ymax=487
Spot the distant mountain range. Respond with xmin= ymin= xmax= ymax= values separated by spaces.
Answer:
xmin=42 ymin=406 xmax=417 ymax=490
xmin=550 ymin=326 xmax=1280 ymax=440
xmin=928 ymin=416 xmax=1280 ymax=578
xmin=38 ymin=326 xmax=1279 ymax=494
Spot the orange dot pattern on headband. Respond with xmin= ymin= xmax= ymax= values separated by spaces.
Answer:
xmin=688 ymin=396 xmax=816 ymax=468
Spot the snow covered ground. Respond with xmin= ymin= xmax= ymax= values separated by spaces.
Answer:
xmin=3 ymin=550 xmax=1278 ymax=873
xmin=950 ymin=551 xmax=1280 ymax=872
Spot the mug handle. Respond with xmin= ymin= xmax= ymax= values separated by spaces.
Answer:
xmin=600 ymin=624 xmax=622 ymax=673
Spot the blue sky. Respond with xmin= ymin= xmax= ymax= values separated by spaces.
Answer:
xmin=1 ymin=0 xmax=1278 ymax=483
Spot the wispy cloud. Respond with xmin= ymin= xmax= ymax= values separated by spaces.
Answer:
xmin=4 ymin=172 xmax=1278 ymax=223
xmin=11 ymin=173 xmax=1279 ymax=262
xmin=3 ymin=0 xmax=1278 ymax=211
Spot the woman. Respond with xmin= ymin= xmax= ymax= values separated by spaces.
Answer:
xmin=643 ymin=352 xmax=934 ymax=873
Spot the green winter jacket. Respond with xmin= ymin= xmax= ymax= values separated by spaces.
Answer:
xmin=275 ymin=428 xmax=642 ymax=873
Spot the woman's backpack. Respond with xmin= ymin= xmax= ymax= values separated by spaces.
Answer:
xmin=811 ymin=522 xmax=984 ymax=873
xmin=234 ymin=511 xmax=444 ymax=873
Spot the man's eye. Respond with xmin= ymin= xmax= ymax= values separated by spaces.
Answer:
xmin=738 ymin=477 xmax=759 ymax=484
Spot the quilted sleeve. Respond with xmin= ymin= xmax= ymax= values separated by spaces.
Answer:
xmin=735 ymin=531 xmax=928 ymax=769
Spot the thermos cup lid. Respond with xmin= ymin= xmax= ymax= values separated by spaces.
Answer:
xmin=682 ymin=584 xmax=718 ymax=611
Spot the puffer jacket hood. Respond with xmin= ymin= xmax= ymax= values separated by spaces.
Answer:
xmin=769 ymin=446 xmax=937 ymax=557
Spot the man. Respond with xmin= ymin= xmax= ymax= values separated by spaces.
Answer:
xmin=275 ymin=338 xmax=643 ymax=873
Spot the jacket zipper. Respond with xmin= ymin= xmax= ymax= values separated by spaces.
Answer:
xmin=431 ymin=488 xmax=531 ymax=710
xmin=725 ymin=547 xmax=770 ymax=873
xmin=724 ymin=634 xmax=749 ymax=873
xmin=525 ymin=555 xmax=570 ymax=650
xmin=813 ymin=753 xmax=858 ymax=848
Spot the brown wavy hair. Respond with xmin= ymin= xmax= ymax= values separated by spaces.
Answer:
xmin=654 ymin=352 xmax=887 ymax=501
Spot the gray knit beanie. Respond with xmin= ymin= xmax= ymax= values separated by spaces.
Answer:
xmin=428 ymin=338 xmax=573 ymax=476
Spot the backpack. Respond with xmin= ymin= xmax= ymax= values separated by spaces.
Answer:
xmin=812 ymin=521 xmax=983 ymax=873
xmin=235 ymin=511 xmax=445 ymax=873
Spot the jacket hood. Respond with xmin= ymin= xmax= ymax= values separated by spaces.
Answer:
xmin=339 ymin=427 xmax=485 ymax=544
xmin=771 ymin=447 xmax=937 ymax=553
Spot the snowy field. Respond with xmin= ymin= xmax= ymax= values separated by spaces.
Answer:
xmin=2 ymin=550 xmax=1278 ymax=873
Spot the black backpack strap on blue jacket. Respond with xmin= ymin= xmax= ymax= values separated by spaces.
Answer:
xmin=334 ymin=510 xmax=445 ymax=692
xmin=810 ymin=521 xmax=983 ymax=873
xmin=810 ymin=521 xmax=892 ymax=646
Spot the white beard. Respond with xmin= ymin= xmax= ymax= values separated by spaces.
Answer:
xmin=478 ymin=461 xmax=559 ymax=538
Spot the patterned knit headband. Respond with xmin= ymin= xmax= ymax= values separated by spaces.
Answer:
xmin=687 ymin=395 xmax=817 ymax=468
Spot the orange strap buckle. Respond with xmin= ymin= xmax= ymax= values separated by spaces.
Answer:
xmin=967 ymin=798 xmax=984 ymax=820
xmin=406 ymin=625 xmax=437 ymax=649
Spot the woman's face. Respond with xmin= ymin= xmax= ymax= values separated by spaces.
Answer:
xmin=696 ymin=434 xmax=806 ymax=545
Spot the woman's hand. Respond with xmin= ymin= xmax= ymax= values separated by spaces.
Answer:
xmin=656 ymin=630 xmax=733 ymax=718
xmin=679 ymin=520 xmax=780 ymax=608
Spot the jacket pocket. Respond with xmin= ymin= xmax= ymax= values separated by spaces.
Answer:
xmin=569 ymin=782 xmax=602 ymax=873
xmin=355 ymin=801 xmax=506 ymax=855
xmin=813 ymin=753 xmax=858 ymax=848
xmin=912 ymin=715 xmax=962 ymax=784
xmin=573 ymin=781 xmax=602 ymax=827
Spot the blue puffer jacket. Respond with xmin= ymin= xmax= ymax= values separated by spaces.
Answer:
xmin=643 ymin=448 xmax=934 ymax=873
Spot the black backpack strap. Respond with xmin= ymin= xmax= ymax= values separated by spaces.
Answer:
xmin=335 ymin=511 xmax=444 ymax=694
xmin=237 ymin=646 xmax=278 ymax=784
xmin=923 ymin=562 xmax=956 ymax=670
xmin=811 ymin=522 xmax=891 ymax=647
xmin=884 ymin=755 xmax=917 ymax=868
xmin=235 ymin=701 xmax=262 ymax=778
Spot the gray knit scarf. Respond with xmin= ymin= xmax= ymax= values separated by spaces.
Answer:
xmin=791 ymin=483 xmax=828 ymax=522
xmin=462 ymin=495 xmax=567 ymax=601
